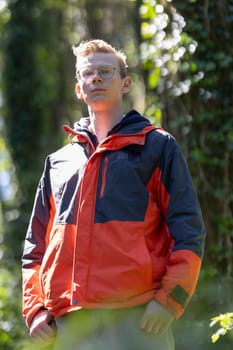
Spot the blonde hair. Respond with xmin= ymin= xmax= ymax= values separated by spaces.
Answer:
xmin=72 ymin=39 xmax=128 ymax=78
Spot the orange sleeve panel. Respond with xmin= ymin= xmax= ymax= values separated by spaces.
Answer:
xmin=154 ymin=250 xmax=202 ymax=318
xmin=22 ymin=161 xmax=56 ymax=327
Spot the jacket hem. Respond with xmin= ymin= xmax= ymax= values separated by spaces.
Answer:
xmin=49 ymin=290 xmax=156 ymax=318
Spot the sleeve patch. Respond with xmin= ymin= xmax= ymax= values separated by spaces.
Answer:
xmin=169 ymin=285 xmax=189 ymax=308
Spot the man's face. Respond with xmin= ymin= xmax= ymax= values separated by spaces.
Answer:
xmin=75 ymin=52 xmax=131 ymax=112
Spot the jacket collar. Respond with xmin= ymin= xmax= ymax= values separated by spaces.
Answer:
xmin=63 ymin=110 xmax=156 ymax=149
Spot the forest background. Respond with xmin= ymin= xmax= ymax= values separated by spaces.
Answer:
xmin=0 ymin=0 xmax=233 ymax=349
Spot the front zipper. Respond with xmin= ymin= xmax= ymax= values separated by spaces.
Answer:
xmin=72 ymin=153 xmax=102 ymax=304
xmin=100 ymin=156 xmax=109 ymax=199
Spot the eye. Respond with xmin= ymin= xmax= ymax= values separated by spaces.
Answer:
xmin=81 ymin=68 xmax=93 ymax=78
xmin=99 ymin=66 xmax=113 ymax=75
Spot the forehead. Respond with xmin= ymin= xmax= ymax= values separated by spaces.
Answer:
xmin=76 ymin=53 xmax=119 ymax=69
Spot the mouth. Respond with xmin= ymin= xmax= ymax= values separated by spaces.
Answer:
xmin=91 ymin=88 xmax=106 ymax=93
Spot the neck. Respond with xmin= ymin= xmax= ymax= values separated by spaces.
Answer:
xmin=88 ymin=106 xmax=124 ymax=142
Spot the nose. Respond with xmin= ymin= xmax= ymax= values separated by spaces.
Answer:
xmin=92 ymin=69 xmax=102 ymax=82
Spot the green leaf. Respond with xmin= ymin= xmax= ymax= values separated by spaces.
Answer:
xmin=148 ymin=67 xmax=160 ymax=89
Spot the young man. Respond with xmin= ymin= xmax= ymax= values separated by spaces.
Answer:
xmin=22 ymin=39 xmax=205 ymax=349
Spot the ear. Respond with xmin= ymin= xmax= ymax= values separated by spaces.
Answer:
xmin=75 ymin=83 xmax=83 ymax=99
xmin=121 ymin=76 xmax=132 ymax=94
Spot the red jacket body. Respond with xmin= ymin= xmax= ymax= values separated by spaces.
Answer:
xmin=22 ymin=110 xmax=205 ymax=327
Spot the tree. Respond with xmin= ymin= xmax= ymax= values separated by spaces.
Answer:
xmin=2 ymin=0 xmax=73 ymax=260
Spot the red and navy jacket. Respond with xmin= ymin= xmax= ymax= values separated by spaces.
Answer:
xmin=22 ymin=109 xmax=205 ymax=327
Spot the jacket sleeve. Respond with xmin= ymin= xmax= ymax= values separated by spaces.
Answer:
xmin=22 ymin=157 xmax=55 ymax=328
xmin=154 ymin=136 xmax=205 ymax=318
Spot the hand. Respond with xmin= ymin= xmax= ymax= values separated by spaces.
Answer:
xmin=29 ymin=308 xmax=56 ymax=346
xmin=140 ymin=300 xmax=174 ymax=335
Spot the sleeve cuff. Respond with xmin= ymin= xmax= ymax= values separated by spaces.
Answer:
xmin=24 ymin=303 xmax=45 ymax=328
xmin=154 ymin=288 xmax=187 ymax=319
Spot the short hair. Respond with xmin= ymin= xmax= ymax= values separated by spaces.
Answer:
xmin=72 ymin=39 xmax=128 ymax=78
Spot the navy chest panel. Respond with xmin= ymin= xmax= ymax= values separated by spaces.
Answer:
xmin=50 ymin=143 xmax=88 ymax=224
xmin=95 ymin=145 xmax=157 ymax=223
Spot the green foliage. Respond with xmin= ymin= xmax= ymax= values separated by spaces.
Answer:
xmin=2 ymin=1 xmax=47 ymax=238
xmin=210 ymin=313 xmax=233 ymax=343
xmin=139 ymin=0 xmax=198 ymax=127
xmin=0 ymin=264 xmax=27 ymax=350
